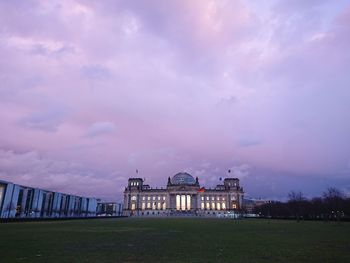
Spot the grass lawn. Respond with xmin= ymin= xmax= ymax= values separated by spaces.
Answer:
xmin=0 ymin=218 xmax=349 ymax=262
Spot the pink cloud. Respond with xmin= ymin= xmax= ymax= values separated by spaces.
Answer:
xmin=0 ymin=0 xmax=350 ymax=199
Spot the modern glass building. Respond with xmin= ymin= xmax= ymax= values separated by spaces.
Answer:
xmin=0 ymin=180 xmax=97 ymax=219
xmin=123 ymin=172 xmax=244 ymax=217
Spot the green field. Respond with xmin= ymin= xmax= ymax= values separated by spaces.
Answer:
xmin=0 ymin=218 xmax=349 ymax=262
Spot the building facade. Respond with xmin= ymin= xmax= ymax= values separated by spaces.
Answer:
xmin=97 ymin=202 xmax=123 ymax=217
xmin=0 ymin=180 xmax=97 ymax=219
xmin=123 ymin=172 xmax=244 ymax=217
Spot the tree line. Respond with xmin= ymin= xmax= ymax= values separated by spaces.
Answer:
xmin=253 ymin=188 xmax=350 ymax=220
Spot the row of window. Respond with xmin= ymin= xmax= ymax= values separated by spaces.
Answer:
xmin=200 ymin=202 xmax=237 ymax=210
xmin=131 ymin=195 xmax=167 ymax=201
xmin=200 ymin=195 xmax=238 ymax=201
xmin=130 ymin=182 xmax=140 ymax=186
xmin=130 ymin=202 xmax=167 ymax=210
xmin=130 ymin=202 xmax=237 ymax=211
xmin=131 ymin=195 xmax=237 ymax=201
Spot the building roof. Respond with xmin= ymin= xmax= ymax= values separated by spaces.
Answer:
xmin=170 ymin=172 xmax=196 ymax=185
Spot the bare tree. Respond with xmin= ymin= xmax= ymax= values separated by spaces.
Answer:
xmin=323 ymin=187 xmax=345 ymax=221
xmin=288 ymin=191 xmax=306 ymax=221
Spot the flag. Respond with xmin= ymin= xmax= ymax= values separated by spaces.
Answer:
xmin=197 ymin=187 xmax=205 ymax=193
xmin=136 ymin=169 xmax=138 ymax=174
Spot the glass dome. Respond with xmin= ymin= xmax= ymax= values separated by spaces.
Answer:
xmin=171 ymin=172 xmax=196 ymax=185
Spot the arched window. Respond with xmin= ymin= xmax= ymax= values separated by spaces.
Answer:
xmin=222 ymin=202 xmax=226 ymax=210
xmin=206 ymin=202 xmax=210 ymax=210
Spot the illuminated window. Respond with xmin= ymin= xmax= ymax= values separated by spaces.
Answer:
xmin=212 ymin=197 xmax=215 ymax=201
xmin=181 ymin=195 xmax=186 ymax=211
xmin=186 ymin=195 xmax=191 ymax=210
xmin=206 ymin=202 xmax=210 ymax=210
xmin=217 ymin=203 xmax=221 ymax=210
xmin=231 ymin=195 xmax=236 ymax=200
xmin=201 ymin=202 xmax=205 ymax=209
xmin=158 ymin=196 xmax=160 ymax=200
xmin=201 ymin=196 xmax=204 ymax=201
xmin=147 ymin=202 xmax=151 ymax=208
xmin=142 ymin=202 xmax=145 ymax=210
xmin=211 ymin=202 xmax=215 ymax=210
xmin=131 ymin=196 xmax=137 ymax=201
xmin=206 ymin=196 xmax=209 ymax=200
xmin=152 ymin=202 xmax=156 ymax=210
xmin=217 ymin=196 xmax=220 ymax=200
xmin=232 ymin=204 xmax=237 ymax=209
xmin=162 ymin=202 xmax=166 ymax=210
xmin=131 ymin=203 xmax=136 ymax=210
xmin=222 ymin=202 xmax=226 ymax=210
xmin=147 ymin=196 xmax=150 ymax=200
xmin=163 ymin=196 xmax=166 ymax=200
xmin=157 ymin=202 xmax=161 ymax=210
xmin=176 ymin=195 xmax=180 ymax=210
xmin=153 ymin=196 xmax=155 ymax=200
xmin=222 ymin=197 xmax=225 ymax=201
xmin=142 ymin=196 xmax=145 ymax=200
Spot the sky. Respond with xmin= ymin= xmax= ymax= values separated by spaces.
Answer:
xmin=1 ymin=0 xmax=350 ymax=201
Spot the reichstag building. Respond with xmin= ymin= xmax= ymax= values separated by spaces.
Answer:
xmin=123 ymin=172 xmax=244 ymax=217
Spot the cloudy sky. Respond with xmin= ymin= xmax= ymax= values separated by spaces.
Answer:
xmin=1 ymin=0 xmax=350 ymax=201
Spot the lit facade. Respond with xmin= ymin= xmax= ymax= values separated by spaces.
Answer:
xmin=0 ymin=180 xmax=97 ymax=219
xmin=123 ymin=172 xmax=244 ymax=217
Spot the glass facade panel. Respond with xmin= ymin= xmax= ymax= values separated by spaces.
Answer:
xmin=0 ymin=184 xmax=5 ymax=211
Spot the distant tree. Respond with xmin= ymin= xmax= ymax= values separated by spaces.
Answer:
xmin=287 ymin=191 xmax=306 ymax=221
xmin=323 ymin=187 xmax=345 ymax=221
xmin=309 ymin=197 xmax=325 ymax=219
xmin=253 ymin=187 xmax=350 ymax=220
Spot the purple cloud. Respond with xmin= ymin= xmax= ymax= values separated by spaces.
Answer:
xmin=0 ymin=0 xmax=350 ymax=201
